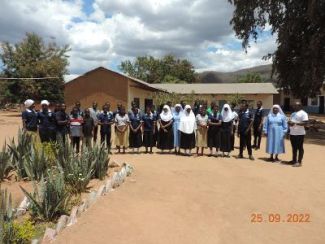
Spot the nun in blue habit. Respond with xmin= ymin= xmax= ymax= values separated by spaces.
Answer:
xmin=172 ymin=104 xmax=183 ymax=154
xmin=263 ymin=104 xmax=288 ymax=162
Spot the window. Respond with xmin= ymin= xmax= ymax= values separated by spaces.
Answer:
xmin=133 ymin=98 xmax=140 ymax=109
xmin=310 ymin=97 xmax=318 ymax=106
xmin=145 ymin=99 xmax=153 ymax=109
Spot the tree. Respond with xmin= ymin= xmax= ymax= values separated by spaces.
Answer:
xmin=119 ymin=55 xmax=196 ymax=84
xmin=238 ymin=72 xmax=264 ymax=83
xmin=0 ymin=33 xmax=69 ymax=104
xmin=229 ymin=0 xmax=325 ymax=98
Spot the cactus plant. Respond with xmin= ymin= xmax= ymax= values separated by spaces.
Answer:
xmin=23 ymin=145 xmax=48 ymax=181
xmin=91 ymin=144 xmax=109 ymax=180
xmin=0 ymin=187 xmax=14 ymax=243
xmin=0 ymin=144 xmax=12 ymax=181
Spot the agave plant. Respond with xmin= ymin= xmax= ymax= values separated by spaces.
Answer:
xmin=20 ymin=169 xmax=70 ymax=221
xmin=0 ymin=187 xmax=14 ymax=243
xmin=8 ymin=130 xmax=32 ymax=180
xmin=54 ymin=140 xmax=74 ymax=169
xmin=91 ymin=144 xmax=109 ymax=180
xmin=0 ymin=144 xmax=12 ymax=181
xmin=23 ymin=145 xmax=48 ymax=181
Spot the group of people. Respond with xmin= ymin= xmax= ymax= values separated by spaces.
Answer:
xmin=22 ymin=98 xmax=308 ymax=167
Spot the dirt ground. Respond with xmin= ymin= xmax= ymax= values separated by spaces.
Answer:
xmin=1 ymin=111 xmax=325 ymax=244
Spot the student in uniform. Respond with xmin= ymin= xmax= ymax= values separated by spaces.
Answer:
xmin=207 ymin=104 xmax=222 ymax=157
xmin=230 ymin=103 xmax=238 ymax=150
xmin=70 ymin=107 xmax=83 ymax=153
xmin=253 ymin=101 xmax=264 ymax=150
xmin=195 ymin=106 xmax=208 ymax=156
xmin=55 ymin=103 xmax=69 ymax=145
xmin=288 ymin=102 xmax=309 ymax=167
xmin=129 ymin=106 xmax=143 ymax=153
xmin=38 ymin=100 xmax=56 ymax=143
xmin=157 ymin=105 xmax=174 ymax=153
xmin=74 ymin=101 xmax=84 ymax=117
xmin=172 ymin=104 xmax=182 ymax=154
xmin=22 ymin=99 xmax=39 ymax=143
xmin=179 ymin=105 xmax=196 ymax=156
xmin=142 ymin=106 xmax=156 ymax=153
xmin=220 ymin=104 xmax=234 ymax=157
xmin=263 ymin=105 xmax=288 ymax=162
xmin=97 ymin=104 xmax=114 ymax=150
xmin=114 ymin=106 xmax=130 ymax=154
xmin=83 ymin=108 xmax=95 ymax=148
xmin=89 ymin=101 xmax=100 ymax=144
xmin=237 ymin=101 xmax=254 ymax=160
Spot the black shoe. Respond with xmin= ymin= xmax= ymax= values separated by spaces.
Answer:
xmin=249 ymin=155 xmax=255 ymax=161
xmin=238 ymin=154 xmax=244 ymax=159
xmin=292 ymin=162 xmax=302 ymax=167
xmin=267 ymin=157 xmax=275 ymax=162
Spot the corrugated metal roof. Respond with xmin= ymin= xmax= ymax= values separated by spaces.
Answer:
xmin=151 ymin=83 xmax=278 ymax=94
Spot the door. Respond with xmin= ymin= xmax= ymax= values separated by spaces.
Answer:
xmin=284 ymin=98 xmax=290 ymax=112
xmin=320 ymin=96 xmax=324 ymax=114
xmin=145 ymin=99 xmax=153 ymax=109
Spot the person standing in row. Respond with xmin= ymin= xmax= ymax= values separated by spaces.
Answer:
xmin=38 ymin=100 xmax=56 ymax=143
xmin=195 ymin=106 xmax=208 ymax=156
xmin=22 ymin=99 xmax=39 ymax=142
xmin=75 ymin=101 xmax=84 ymax=117
xmin=82 ymin=109 xmax=95 ymax=148
xmin=70 ymin=107 xmax=83 ymax=153
xmin=238 ymin=101 xmax=254 ymax=160
xmin=172 ymin=104 xmax=182 ymax=154
xmin=253 ymin=101 xmax=264 ymax=150
xmin=129 ymin=106 xmax=143 ymax=153
xmin=288 ymin=102 xmax=309 ymax=167
xmin=263 ymin=105 xmax=288 ymax=162
xmin=179 ymin=105 xmax=196 ymax=156
xmin=115 ymin=106 xmax=129 ymax=154
xmin=142 ymin=106 xmax=156 ymax=153
xmin=157 ymin=105 xmax=174 ymax=153
xmin=98 ymin=104 xmax=114 ymax=150
xmin=230 ymin=103 xmax=238 ymax=150
xmin=220 ymin=104 xmax=234 ymax=157
xmin=89 ymin=101 xmax=100 ymax=144
xmin=207 ymin=104 xmax=222 ymax=157
xmin=55 ymin=103 xmax=69 ymax=145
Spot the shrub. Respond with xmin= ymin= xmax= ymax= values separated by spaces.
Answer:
xmin=0 ymin=144 xmax=12 ymax=181
xmin=91 ymin=144 xmax=109 ymax=180
xmin=0 ymin=187 xmax=14 ymax=243
xmin=23 ymin=145 xmax=48 ymax=182
xmin=20 ymin=169 xmax=71 ymax=221
xmin=4 ymin=219 xmax=36 ymax=244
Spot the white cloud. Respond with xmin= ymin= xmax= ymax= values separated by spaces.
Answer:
xmin=0 ymin=0 xmax=277 ymax=77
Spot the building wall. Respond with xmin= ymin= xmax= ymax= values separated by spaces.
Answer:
xmin=64 ymin=68 xmax=129 ymax=111
xmin=128 ymin=80 xmax=155 ymax=111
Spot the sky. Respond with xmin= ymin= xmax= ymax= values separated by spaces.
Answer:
xmin=0 ymin=0 xmax=276 ymax=81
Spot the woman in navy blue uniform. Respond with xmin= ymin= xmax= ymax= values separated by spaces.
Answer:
xmin=38 ymin=100 xmax=56 ymax=143
xmin=207 ymin=104 xmax=222 ymax=157
xmin=142 ymin=106 xmax=156 ymax=153
xmin=22 ymin=99 xmax=39 ymax=142
xmin=129 ymin=106 xmax=143 ymax=153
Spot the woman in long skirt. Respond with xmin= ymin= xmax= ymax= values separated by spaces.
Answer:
xmin=157 ymin=105 xmax=174 ymax=152
xmin=179 ymin=105 xmax=196 ymax=156
xmin=195 ymin=106 xmax=208 ymax=156
xmin=142 ymin=106 xmax=156 ymax=153
xmin=208 ymin=104 xmax=222 ymax=157
xmin=220 ymin=104 xmax=234 ymax=157
xmin=115 ymin=106 xmax=129 ymax=154
xmin=129 ymin=107 xmax=143 ymax=153
xmin=263 ymin=105 xmax=288 ymax=162
xmin=172 ymin=104 xmax=182 ymax=154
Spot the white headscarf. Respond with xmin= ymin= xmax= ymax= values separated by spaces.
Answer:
xmin=160 ymin=105 xmax=173 ymax=122
xmin=179 ymin=105 xmax=196 ymax=134
xmin=41 ymin=100 xmax=50 ymax=106
xmin=24 ymin=99 xmax=34 ymax=108
xmin=269 ymin=104 xmax=284 ymax=116
xmin=221 ymin=103 xmax=234 ymax=122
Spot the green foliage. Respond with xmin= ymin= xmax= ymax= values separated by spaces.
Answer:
xmin=149 ymin=91 xmax=199 ymax=107
xmin=8 ymin=130 xmax=32 ymax=180
xmin=0 ymin=144 xmax=12 ymax=181
xmin=119 ymin=55 xmax=196 ymax=84
xmin=229 ymin=0 xmax=325 ymax=98
xmin=226 ymin=93 xmax=244 ymax=107
xmin=4 ymin=219 xmax=36 ymax=244
xmin=91 ymin=145 xmax=109 ymax=180
xmin=237 ymin=72 xmax=264 ymax=83
xmin=0 ymin=33 xmax=69 ymax=103
xmin=23 ymin=145 xmax=48 ymax=182
xmin=0 ymin=187 xmax=14 ymax=244
xmin=20 ymin=169 xmax=70 ymax=221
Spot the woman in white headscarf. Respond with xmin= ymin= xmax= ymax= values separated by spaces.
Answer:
xmin=172 ymin=104 xmax=183 ymax=154
xmin=22 ymin=99 xmax=39 ymax=143
xmin=263 ymin=104 xmax=288 ymax=162
xmin=179 ymin=105 xmax=196 ymax=155
xmin=220 ymin=104 xmax=234 ymax=157
xmin=157 ymin=105 xmax=174 ymax=153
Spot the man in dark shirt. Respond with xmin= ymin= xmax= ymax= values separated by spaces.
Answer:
xmin=74 ymin=101 xmax=84 ymax=117
xmin=98 ymin=104 xmax=114 ymax=150
xmin=252 ymin=101 xmax=264 ymax=150
xmin=38 ymin=100 xmax=56 ymax=143
xmin=22 ymin=99 xmax=39 ymax=143
xmin=55 ymin=103 xmax=69 ymax=144
xmin=83 ymin=108 xmax=95 ymax=148
xmin=238 ymin=101 xmax=254 ymax=160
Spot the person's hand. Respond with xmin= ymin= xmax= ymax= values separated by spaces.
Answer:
xmin=164 ymin=129 xmax=168 ymax=133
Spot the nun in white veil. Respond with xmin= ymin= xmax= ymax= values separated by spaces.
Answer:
xmin=157 ymin=105 xmax=174 ymax=152
xmin=263 ymin=104 xmax=288 ymax=162
xmin=220 ymin=104 xmax=234 ymax=157
xmin=179 ymin=105 xmax=196 ymax=155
